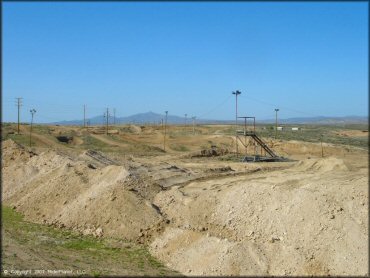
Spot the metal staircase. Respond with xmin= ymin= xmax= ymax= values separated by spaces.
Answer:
xmin=236 ymin=116 xmax=280 ymax=160
xmin=250 ymin=133 xmax=277 ymax=157
xmin=236 ymin=130 xmax=277 ymax=158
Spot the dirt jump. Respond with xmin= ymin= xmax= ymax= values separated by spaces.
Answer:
xmin=1 ymin=125 xmax=368 ymax=276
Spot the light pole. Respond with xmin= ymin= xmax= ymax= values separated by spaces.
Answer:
xmin=232 ymin=90 xmax=241 ymax=157
xmin=164 ymin=111 xmax=168 ymax=151
xmin=29 ymin=109 xmax=36 ymax=147
xmin=275 ymin=108 xmax=279 ymax=139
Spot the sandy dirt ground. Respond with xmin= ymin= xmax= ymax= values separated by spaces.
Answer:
xmin=332 ymin=130 xmax=368 ymax=137
xmin=2 ymin=131 xmax=368 ymax=276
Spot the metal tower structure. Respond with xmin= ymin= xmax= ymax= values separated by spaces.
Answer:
xmin=236 ymin=116 xmax=283 ymax=162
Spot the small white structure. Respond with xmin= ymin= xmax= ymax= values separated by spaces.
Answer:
xmin=291 ymin=127 xmax=301 ymax=131
xmin=277 ymin=126 xmax=284 ymax=131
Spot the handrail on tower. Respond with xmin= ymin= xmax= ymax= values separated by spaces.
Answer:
xmin=237 ymin=116 xmax=277 ymax=158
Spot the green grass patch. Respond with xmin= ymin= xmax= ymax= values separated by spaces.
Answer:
xmin=4 ymin=134 xmax=32 ymax=146
xmin=62 ymin=237 xmax=105 ymax=250
xmin=256 ymin=124 xmax=368 ymax=149
xmin=2 ymin=206 xmax=181 ymax=276
xmin=2 ymin=206 xmax=23 ymax=222
xmin=32 ymin=125 xmax=53 ymax=135
xmin=170 ymin=144 xmax=190 ymax=152
xmin=80 ymin=135 xmax=116 ymax=152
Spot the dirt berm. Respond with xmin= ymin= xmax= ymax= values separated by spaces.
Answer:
xmin=2 ymin=139 xmax=163 ymax=240
xmin=2 ymin=139 xmax=368 ymax=276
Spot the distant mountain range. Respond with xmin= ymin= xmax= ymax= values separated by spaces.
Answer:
xmin=260 ymin=115 xmax=369 ymax=125
xmin=52 ymin=112 xmax=201 ymax=126
xmin=50 ymin=112 xmax=368 ymax=126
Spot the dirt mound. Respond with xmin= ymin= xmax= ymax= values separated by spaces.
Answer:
xmin=150 ymin=157 xmax=367 ymax=275
xmin=2 ymin=140 xmax=163 ymax=241
xmin=334 ymin=130 xmax=368 ymax=138
xmin=1 ymin=139 xmax=34 ymax=164
xmin=295 ymin=157 xmax=348 ymax=172
xmin=2 ymin=138 xmax=367 ymax=276
xmin=150 ymin=228 xmax=269 ymax=275
xmin=108 ymin=129 xmax=119 ymax=134
xmin=120 ymin=125 xmax=142 ymax=134
xmin=274 ymin=140 xmax=357 ymax=158
xmin=193 ymin=146 xmax=230 ymax=157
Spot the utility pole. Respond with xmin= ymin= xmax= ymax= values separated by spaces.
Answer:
xmin=105 ymin=108 xmax=109 ymax=135
xmin=320 ymin=134 xmax=324 ymax=157
xmin=275 ymin=108 xmax=279 ymax=139
xmin=83 ymin=105 xmax=86 ymax=128
xmin=16 ymin=97 xmax=23 ymax=134
xmin=29 ymin=109 xmax=36 ymax=147
xmin=232 ymin=90 xmax=241 ymax=157
xmin=184 ymin=114 xmax=187 ymax=128
xmin=164 ymin=111 xmax=168 ymax=151
xmin=113 ymin=108 xmax=116 ymax=125
xmin=192 ymin=116 xmax=196 ymax=135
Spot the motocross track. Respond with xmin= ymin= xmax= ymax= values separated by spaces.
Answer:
xmin=1 ymin=127 xmax=368 ymax=276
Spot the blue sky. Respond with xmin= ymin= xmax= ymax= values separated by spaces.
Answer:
xmin=3 ymin=2 xmax=368 ymax=123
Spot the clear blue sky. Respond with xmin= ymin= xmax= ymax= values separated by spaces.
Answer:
xmin=3 ymin=2 xmax=368 ymax=123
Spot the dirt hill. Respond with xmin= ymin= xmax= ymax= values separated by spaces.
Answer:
xmin=2 ymin=137 xmax=368 ymax=276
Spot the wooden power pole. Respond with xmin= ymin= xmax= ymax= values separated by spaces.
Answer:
xmin=164 ymin=111 xmax=168 ymax=151
xmin=83 ymin=105 xmax=86 ymax=128
xmin=192 ymin=116 xmax=196 ymax=135
xmin=113 ymin=108 xmax=116 ymax=125
xmin=106 ymin=108 xmax=109 ymax=135
xmin=321 ymin=134 xmax=324 ymax=157
xmin=16 ymin=97 xmax=22 ymax=134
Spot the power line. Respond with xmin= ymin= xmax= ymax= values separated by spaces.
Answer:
xmin=19 ymin=110 xmax=63 ymax=122
xmin=197 ymin=95 xmax=233 ymax=119
xmin=244 ymin=95 xmax=320 ymax=118
xmin=5 ymin=93 xmax=327 ymax=126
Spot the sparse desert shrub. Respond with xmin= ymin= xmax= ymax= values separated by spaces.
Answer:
xmin=170 ymin=144 xmax=189 ymax=152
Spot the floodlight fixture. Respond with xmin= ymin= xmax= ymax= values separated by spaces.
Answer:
xmin=232 ymin=90 xmax=242 ymax=156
